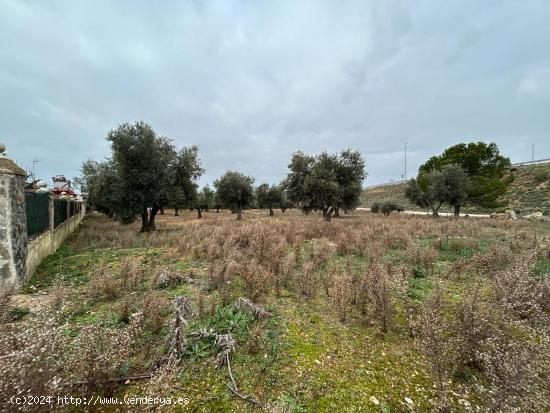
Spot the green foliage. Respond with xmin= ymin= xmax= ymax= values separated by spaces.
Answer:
xmin=209 ymin=304 xmax=255 ymax=341
xmin=7 ymin=307 xmax=30 ymax=322
xmin=413 ymin=265 xmax=427 ymax=278
xmin=533 ymin=258 xmax=550 ymax=278
xmin=169 ymin=145 xmax=204 ymax=211
xmin=407 ymin=277 xmax=433 ymax=300
xmin=534 ymin=170 xmax=549 ymax=183
xmin=78 ymin=160 xmax=120 ymax=217
xmin=256 ymin=183 xmax=284 ymax=215
xmin=406 ymin=165 xmax=470 ymax=216
xmin=194 ymin=185 xmax=215 ymax=216
xmin=419 ymin=142 xmax=511 ymax=208
xmin=214 ymin=171 xmax=255 ymax=219
xmin=406 ymin=171 xmax=448 ymax=217
xmin=79 ymin=122 xmax=203 ymax=231
xmin=283 ymin=149 xmax=366 ymax=220
xmin=274 ymin=394 xmax=306 ymax=413
xmin=380 ymin=201 xmax=404 ymax=216
xmin=372 ymin=201 xmax=404 ymax=215
xmin=284 ymin=151 xmax=315 ymax=211
xmin=441 ymin=165 xmax=470 ymax=214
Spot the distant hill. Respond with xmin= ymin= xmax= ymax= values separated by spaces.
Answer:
xmin=503 ymin=163 xmax=550 ymax=215
xmin=361 ymin=162 xmax=550 ymax=215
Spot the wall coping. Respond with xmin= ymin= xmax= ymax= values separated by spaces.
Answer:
xmin=0 ymin=157 xmax=27 ymax=176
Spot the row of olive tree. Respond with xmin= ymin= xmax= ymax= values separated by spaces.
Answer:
xmin=405 ymin=142 xmax=512 ymax=217
xmin=79 ymin=122 xmax=366 ymax=229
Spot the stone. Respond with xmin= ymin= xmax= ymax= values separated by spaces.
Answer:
xmin=523 ymin=211 xmax=543 ymax=220
xmin=505 ymin=210 xmax=517 ymax=220
xmin=369 ymin=396 xmax=380 ymax=405
xmin=404 ymin=397 xmax=414 ymax=405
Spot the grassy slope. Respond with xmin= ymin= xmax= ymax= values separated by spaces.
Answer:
xmin=362 ymin=163 xmax=550 ymax=214
xmin=503 ymin=163 xmax=550 ymax=215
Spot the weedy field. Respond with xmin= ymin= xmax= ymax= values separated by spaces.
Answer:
xmin=1 ymin=210 xmax=549 ymax=412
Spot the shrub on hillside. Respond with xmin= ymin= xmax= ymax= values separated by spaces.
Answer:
xmin=534 ymin=169 xmax=549 ymax=183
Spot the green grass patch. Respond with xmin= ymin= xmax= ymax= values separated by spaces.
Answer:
xmin=407 ymin=278 xmax=433 ymax=301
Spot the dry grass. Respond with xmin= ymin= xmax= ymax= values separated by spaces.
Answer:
xmin=1 ymin=208 xmax=549 ymax=412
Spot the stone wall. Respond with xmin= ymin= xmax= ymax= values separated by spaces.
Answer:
xmin=26 ymin=206 xmax=85 ymax=278
xmin=0 ymin=155 xmax=28 ymax=288
xmin=0 ymin=145 xmax=85 ymax=290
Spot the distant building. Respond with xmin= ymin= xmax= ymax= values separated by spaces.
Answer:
xmin=51 ymin=175 xmax=77 ymax=197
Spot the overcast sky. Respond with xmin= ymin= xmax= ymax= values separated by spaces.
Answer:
xmin=1 ymin=0 xmax=549 ymax=187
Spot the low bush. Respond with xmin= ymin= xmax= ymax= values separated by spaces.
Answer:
xmin=88 ymin=264 xmax=119 ymax=300
xmin=380 ymin=201 xmax=404 ymax=216
xmin=534 ymin=169 xmax=549 ymax=183
xmin=371 ymin=201 xmax=404 ymax=215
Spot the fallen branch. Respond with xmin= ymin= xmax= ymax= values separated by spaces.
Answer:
xmin=225 ymin=354 xmax=263 ymax=407
xmin=165 ymin=296 xmax=193 ymax=363
xmin=234 ymin=297 xmax=272 ymax=319
xmin=190 ymin=327 xmax=263 ymax=406
xmin=71 ymin=373 xmax=153 ymax=386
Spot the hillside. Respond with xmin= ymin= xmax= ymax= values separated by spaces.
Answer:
xmin=503 ymin=163 xmax=550 ymax=215
xmin=362 ymin=162 xmax=550 ymax=215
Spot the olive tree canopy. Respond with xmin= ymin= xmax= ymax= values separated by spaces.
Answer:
xmin=81 ymin=122 xmax=203 ymax=232
xmin=214 ymin=171 xmax=255 ymax=220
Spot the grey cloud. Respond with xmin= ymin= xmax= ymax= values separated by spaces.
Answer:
xmin=1 ymin=0 xmax=549 ymax=187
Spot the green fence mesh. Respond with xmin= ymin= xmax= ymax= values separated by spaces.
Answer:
xmin=54 ymin=199 xmax=68 ymax=228
xmin=25 ymin=192 xmax=50 ymax=238
xmin=69 ymin=201 xmax=81 ymax=217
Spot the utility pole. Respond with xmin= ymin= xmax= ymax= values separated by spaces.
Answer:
xmin=32 ymin=159 xmax=40 ymax=182
xmin=404 ymin=141 xmax=407 ymax=180
xmin=531 ymin=144 xmax=535 ymax=162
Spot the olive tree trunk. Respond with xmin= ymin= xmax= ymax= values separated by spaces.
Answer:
xmin=324 ymin=207 xmax=334 ymax=222
xmin=141 ymin=206 xmax=160 ymax=232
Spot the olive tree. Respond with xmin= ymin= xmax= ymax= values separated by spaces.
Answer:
xmin=419 ymin=142 xmax=510 ymax=209
xmin=170 ymin=146 xmax=204 ymax=216
xmin=77 ymin=159 xmax=120 ymax=218
xmin=284 ymin=151 xmax=315 ymax=213
xmin=256 ymin=183 xmax=283 ymax=216
xmin=194 ymin=185 xmax=215 ymax=218
xmin=442 ymin=165 xmax=470 ymax=216
xmin=86 ymin=121 xmax=203 ymax=232
xmin=214 ymin=171 xmax=255 ymax=220
xmin=334 ymin=149 xmax=366 ymax=216
xmin=284 ymin=149 xmax=366 ymax=221
xmin=406 ymin=165 xmax=470 ymax=217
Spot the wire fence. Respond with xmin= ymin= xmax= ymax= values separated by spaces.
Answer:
xmin=25 ymin=194 xmax=84 ymax=237
xmin=25 ymin=192 xmax=50 ymax=239
xmin=54 ymin=199 xmax=68 ymax=228
xmin=70 ymin=200 xmax=80 ymax=217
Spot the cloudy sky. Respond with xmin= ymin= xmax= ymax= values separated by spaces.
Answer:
xmin=1 ymin=0 xmax=549 ymax=187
